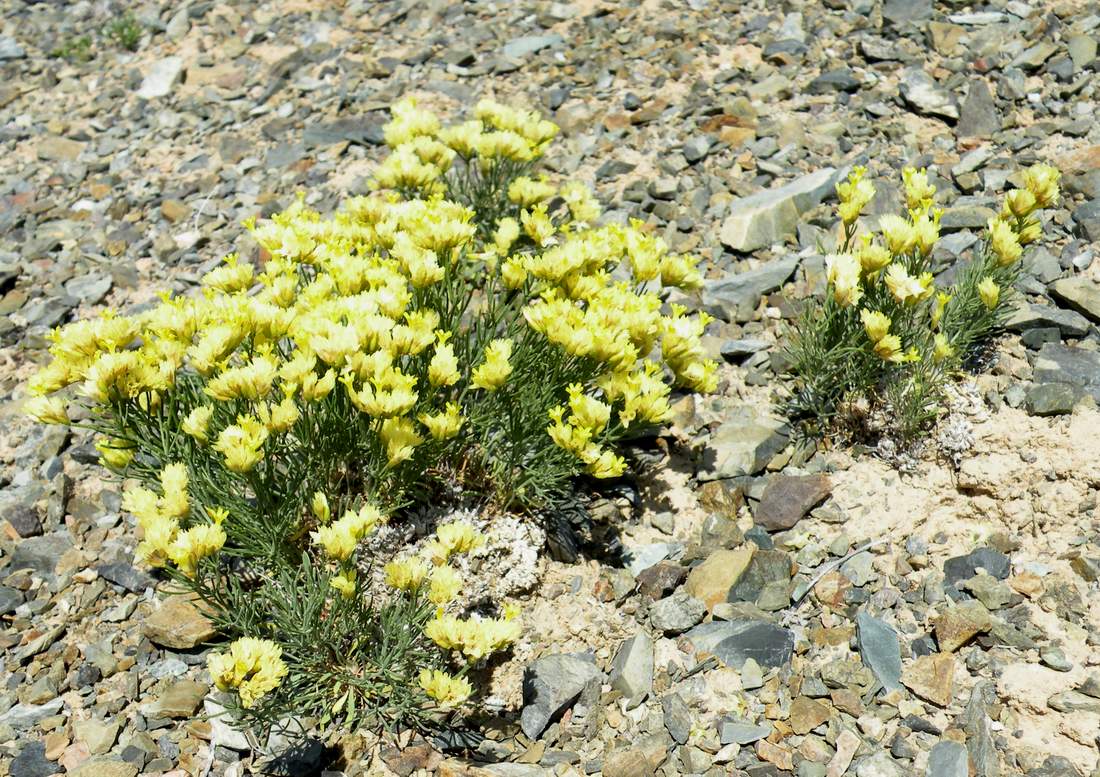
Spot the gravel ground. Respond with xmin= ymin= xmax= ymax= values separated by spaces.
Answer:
xmin=3 ymin=0 xmax=1100 ymax=776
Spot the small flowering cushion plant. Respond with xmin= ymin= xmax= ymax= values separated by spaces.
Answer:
xmin=21 ymin=98 xmax=717 ymax=732
xmin=786 ymin=163 xmax=1060 ymax=442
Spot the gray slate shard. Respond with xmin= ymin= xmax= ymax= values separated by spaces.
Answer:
xmin=701 ymin=255 xmax=801 ymax=321
xmin=502 ymin=34 xmax=564 ymax=60
xmin=520 ymin=654 xmax=603 ymax=740
xmin=856 ymin=611 xmax=903 ymax=693
xmin=685 ymin=620 xmax=794 ymax=669
xmin=1004 ymin=302 xmax=1090 ymax=338
xmin=719 ymin=169 xmax=837 ymax=253
xmin=928 ymin=741 xmax=969 ymax=777
xmin=96 ymin=561 xmax=157 ymax=593
xmin=1032 ymin=342 xmax=1100 ymax=400
xmin=609 ymin=632 xmax=653 ymax=699
xmin=718 ymin=717 xmax=773 ymax=745
xmin=943 ymin=547 xmax=1010 ymax=588
xmin=957 ymin=79 xmax=1000 ymax=137
xmin=303 ymin=118 xmax=386 ymax=148
xmin=10 ymin=532 xmax=73 ymax=578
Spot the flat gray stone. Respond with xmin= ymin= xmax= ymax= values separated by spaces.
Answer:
xmin=1005 ymin=302 xmax=1090 ymax=338
xmin=698 ymin=406 xmax=789 ymax=480
xmin=1032 ymin=342 xmax=1100 ymax=401
xmin=609 ymin=632 xmax=653 ymax=700
xmin=137 ymin=56 xmax=184 ymax=99
xmin=928 ymin=740 xmax=969 ymax=777
xmin=1049 ymin=276 xmax=1100 ymax=322
xmin=701 ymin=255 xmax=801 ymax=321
xmin=857 ymin=612 xmax=903 ymax=693
xmin=520 ymin=654 xmax=603 ymax=739
xmin=685 ymin=620 xmax=795 ymax=669
xmin=719 ymin=170 xmax=836 ymax=252
xmin=900 ymin=68 xmax=959 ymax=120
xmin=502 ymin=34 xmax=563 ymax=60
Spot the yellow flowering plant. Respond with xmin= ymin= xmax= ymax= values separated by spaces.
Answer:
xmin=20 ymin=97 xmax=717 ymax=733
xmin=787 ymin=163 xmax=1060 ymax=441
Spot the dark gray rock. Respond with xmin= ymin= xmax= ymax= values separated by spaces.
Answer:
xmin=900 ymin=68 xmax=958 ymax=120
xmin=1032 ymin=342 xmax=1100 ymax=401
xmin=718 ymin=718 xmax=773 ymax=745
xmin=943 ymin=547 xmax=1010 ymax=589
xmin=1027 ymin=756 xmax=1083 ymax=777
xmin=883 ymin=0 xmax=931 ymax=25
xmin=729 ymin=549 xmax=792 ymax=609
xmin=97 ymin=561 xmax=157 ymax=593
xmin=963 ymin=682 xmax=999 ymax=777
xmin=685 ymin=620 xmax=795 ymax=669
xmin=520 ymin=654 xmax=603 ymax=739
xmin=303 ymin=118 xmax=385 ymax=148
xmin=701 ymin=256 xmax=800 ymax=321
xmin=856 ymin=611 xmax=903 ymax=693
xmin=1049 ymin=276 xmax=1100 ymax=323
xmin=7 ymin=504 xmax=43 ymax=538
xmin=1005 ymin=303 xmax=1090 ymax=338
xmin=10 ymin=532 xmax=73 ymax=578
xmin=10 ymin=741 xmax=54 ymax=777
xmin=1072 ymin=199 xmax=1100 ymax=242
xmin=502 ymin=34 xmax=563 ymax=60
xmin=0 ymin=585 xmax=23 ymax=614
xmin=1025 ymin=382 xmax=1080 ymax=416
xmin=808 ymin=68 xmax=861 ymax=93
xmin=661 ymin=693 xmax=691 ymax=745
xmin=956 ymin=79 xmax=1000 ymax=137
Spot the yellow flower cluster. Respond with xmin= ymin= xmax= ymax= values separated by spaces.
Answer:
xmin=418 ymin=668 xmax=473 ymax=707
xmin=123 ymin=463 xmax=226 ymax=576
xmin=207 ymin=637 xmax=288 ymax=709
xmin=376 ymin=97 xmax=558 ymax=193
xmin=311 ymin=504 xmax=383 ymax=562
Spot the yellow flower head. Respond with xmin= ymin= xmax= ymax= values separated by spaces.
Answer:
xmin=379 ymin=416 xmax=423 ymax=468
xmin=207 ymin=637 xmax=288 ymax=709
xmin=901 ymin=166 xmax=936 ymax=210
xmin=836 ymin=166 xmax=876 ymax=224
xmin=1022 ymin=163 xmax=1060 ymax=208
xmin=1001 ymin=188 xmax=1036 ymax=219
xmin=168 ymin=523 xmax=226 ymax=577
xmin=988 ymin=217 xmax=1022 ymax=266
xmin=825 ymin=253 xmax=862 ymax=307
xmin=330 ymin=569 xmax=357 ymax=599
xmin=873 ymin=334 xmax=904 ymax=362
xmin=419 ymin=402 xmax=464 ymax=441
xmin=418 ymin=669 xmax=472 ymax=708
xmin=428 ymin=337 xmax=461 ymax=387
xmin=471 ymin=338 xmax=514 ymax=391
xmin=879 ymin=214 xmax=917 ymax=256
xmin=434 ymin=520 xmax=485 ymax=559
xmin=978 ymin=277 xmax=1000 ymax=310
xmin=311 ymin=491 xmax=331 ymax=524
xmin=24 ymin=396 xmax=68 ymax=425
xmin=860 ymin=309 xmax=891 ymax=343
xmin=857 ymin=240 xmax=892 ymax=275
xmin=182 ymin=405 xmax=215 ymax=443
xmin=428 ymin=565 xmax=463 ymax=605
xmin=96 ymin=437 xmax=135 ymax=470
xmin=385 ymin=556 xmax=429 ymax=591
xmin=931 ymin=291 xmax=951 ymax=330
xmin=884 ymin=264 xmax=933 ymax=305
xmin=933 ymin=333 xmax=955 ymax=362
xmin=310 ymin=521 xmax=357 ymax=561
